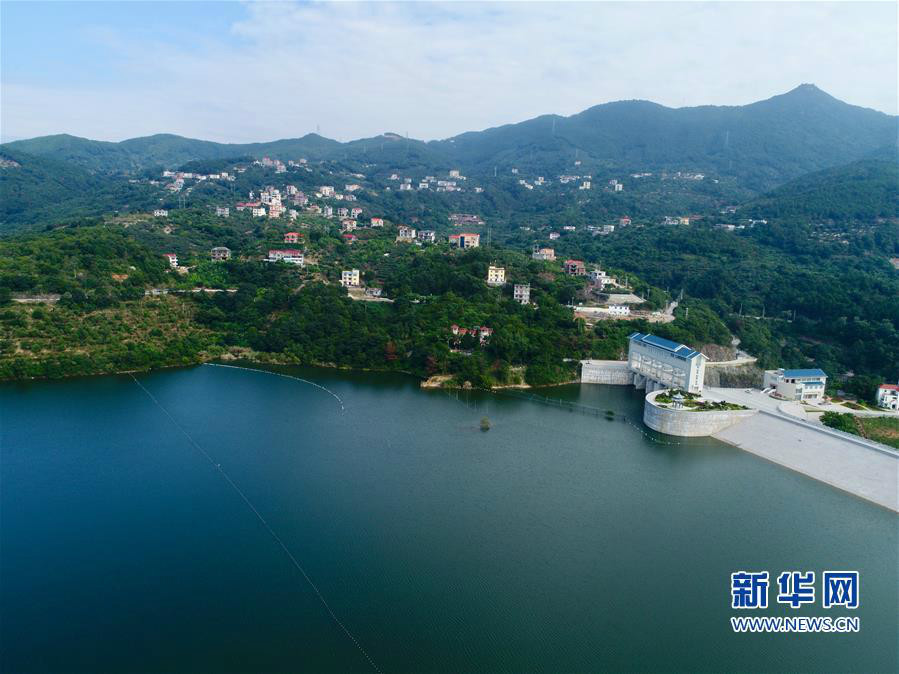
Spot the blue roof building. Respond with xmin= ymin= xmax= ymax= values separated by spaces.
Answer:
xmin=627 ymin=332 xmax=708 ymax=393
xmin=763 ymin=368 xmax=828 ymax=402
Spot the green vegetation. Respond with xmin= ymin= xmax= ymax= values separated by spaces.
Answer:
xmin=0 ymin=147 xmax=158 ymax=232
xmin=0 ymin=225 xmax=728 ymax=386
xmin=2 ymin=87 xmax=896 ymax=389
xmin=746 ymin=159 xmax=898 ymax=221
xmin=821 ymin=412 xmax=899 ymax=449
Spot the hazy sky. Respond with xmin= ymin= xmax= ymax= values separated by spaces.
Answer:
xmin=2 ymin=1 xmax=896 ymax=143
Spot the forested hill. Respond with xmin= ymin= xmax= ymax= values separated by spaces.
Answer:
xmin=0 ymin=147 xmax=158 ymax=232
xmin=5 ymin=85 xmax=896 ymax=190
xmin=2 ymin=133 xmax=342 ymax=175
xmin=745 ymin=158 xmax=899 ymax=221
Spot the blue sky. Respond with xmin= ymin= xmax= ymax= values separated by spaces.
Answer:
xmin=2 ymin=1 xmax=896 ymax=143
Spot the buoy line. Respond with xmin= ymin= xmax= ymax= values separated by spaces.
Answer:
xmin=204 ymin=363 xmax=345 ymax=411
xmin=130 ymin=374 xmax=381 ymax=673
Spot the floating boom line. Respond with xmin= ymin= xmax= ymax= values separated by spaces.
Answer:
xmin=129 ymin=374 xmax=380 ymax=673
xmin=204 ymin=362 xmax=345 ymax=411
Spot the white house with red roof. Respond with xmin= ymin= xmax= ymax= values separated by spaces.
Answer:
xmin=284 ymin=232 xmax=301 ymax=244
xmin=163 ymin=253 xmax=178 ymax=268
xmin=267 ymin=249 xmax=304 ymax=265
xmin=876 ymin=384 xmax=899 ymax=410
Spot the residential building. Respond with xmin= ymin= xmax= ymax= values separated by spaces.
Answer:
xmin=163 ymin=253 xmax=178 ymax=268
xmin=319 ymin=186 xmax=335 ymax=197
xmin=267 ymin=249 xmax=304 ymax=265
xmin=397 ymin=226 xmax=417 ymax=242
xmin=251 ymin=207 xmax=266 ymax=217
xmin=605 ymin=304 xmax=630 ymax=317
xmin=449 ymin=232 xmax=480 ymax=248
xmin=370 ymin=217 xmax=385 ymax=227
xmin=513 ymin=284 xmax=531 ymax=304
xmin=417 ymin=230 xmax=436 ymax=244
xmin=532 ymin=247 xmax=555 ymax=261
xmin=342 ymin=233 xmax=357 ymax=244
xmin=876 ymin=384 xmax=899 ymax=410
xmin=341 ymin=269 xmax=361 ymax=287
xmin=486 ymin=266 xmax=506 ymax=286
xmin=763 ymin=368 xmax=828 ymax=403
xmin=564 ymin=259 xmax=586 ymax=276
xmin=549 ymin=232 xmax=560 ymax=240
xmin=210 ymin=247 xmax=231 ymax=261
xmin=351 ymin=207 xmax=363 ymax=218
xmin=628 ymin=332 xmax=708 ymax=394
xmin=215 ymin=207 xmax=230 ymax=217
xmin=284 ymin=232 xmax=301 ymax=244
xmin=365 ymin=287 xmax=382 ymax=297
xmin=153 ymin=209 xmax=168 ymax=217
xmin=589 ymin=269 xmax=610 ymax=286
xmin=579 ymin=181 xmax=591 ymax=190
xmin=619 ymin=216 xmax=631 ymax=227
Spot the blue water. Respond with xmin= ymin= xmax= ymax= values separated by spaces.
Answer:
xmin=2 ymin=364 xmax=896 ymax=672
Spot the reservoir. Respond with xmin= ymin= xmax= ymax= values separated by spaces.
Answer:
xmin=1 ymin=364 xmax=896 ymax=672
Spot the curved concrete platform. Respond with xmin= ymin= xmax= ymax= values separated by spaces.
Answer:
xmin=643 ymin=389 xmax=757 ymax=437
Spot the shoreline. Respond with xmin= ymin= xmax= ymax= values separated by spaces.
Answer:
xmin=0 ymin=355 xmax=578 ymax=390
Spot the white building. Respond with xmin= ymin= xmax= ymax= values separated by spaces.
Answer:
xmin=513 ymin=284 xmax=531 ymax=305
xmin=319 ymin=186 xmax=335 ymax=197
xmin=371 ymin=217 xmax=385 ymax=227
xmin=532 ymin=247 xmax=555 ymax=261
xmin=763 ymin=368 xmax=827 ymax=403
xmin=153 ymin=209 xmax=168 ymax=217
xmin=215 ymin=207 xmax=230 ymax=217
xmin=251 ymin=207 xmax=266 ymax=217
xmin=267 ymin=249 xmax=304 ymax=265
xmin=397 ymin=226 xmax=417 ymax=242
xmin=417 ymin=230 xmax=436 ymax=243
xmin=605 ymin=304 xmax=630 ymax=317
xmin=589 ymin=269 xmax=610 ymax=286
xmin=210 ymin=247 xmax=231 ymax=261
xmin=341 ymin=269 xmax=361 ymax=287
xmin=876 ymin=384 xmax=899 ymax=410
xmin=628 ymin=332 xmax=707 ymax=394
xmin=163 ymin=253 xmax=178 ymax=268
xmin=487 ymin=266 xmax=506 ymax=286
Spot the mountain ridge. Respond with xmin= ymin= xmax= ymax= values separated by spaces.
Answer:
xmin=4 ymin=84 xmax=896 ymax=190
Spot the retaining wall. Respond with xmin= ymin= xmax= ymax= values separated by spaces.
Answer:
xmin=580 ymin=360 xmax=634 ymax=385
xmin=643 ymin=390 xmax=757 ymax=436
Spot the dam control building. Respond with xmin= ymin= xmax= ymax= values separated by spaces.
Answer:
xmin=627 ymin=332 xmax=707 ymax=394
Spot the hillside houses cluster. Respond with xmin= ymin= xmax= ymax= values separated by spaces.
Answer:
xmin=160 ymin=169 xmax=236 ymax=193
